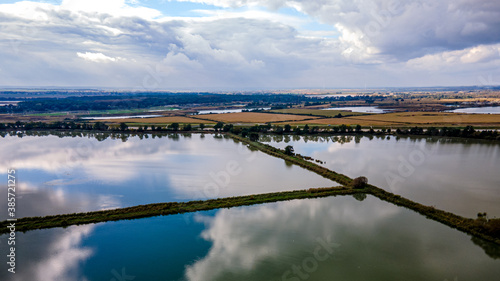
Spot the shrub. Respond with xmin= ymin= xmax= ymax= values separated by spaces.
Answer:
xmin=352 ymin=176 xmax=368 ymax=189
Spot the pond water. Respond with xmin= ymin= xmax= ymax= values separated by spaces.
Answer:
xmin=81 ymin=114 xmax=163 ymax=120
xmin=1 ymin=196 xmax=499 ymax=281
xmin=446 ymin=106 xmax=500 ymax=114
xmin=197 ymin=108 xmax=270 ymax=114
xmin=321 ymin=106 xmax=387 ymax=113
xmin=0 ymin=133 xmax=334 ymax=219
xmin=260 ymin=134 xmax=500 ymax=218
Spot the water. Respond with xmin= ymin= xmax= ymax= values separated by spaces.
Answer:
xmin=81 ymin=114 xmax=163 ymax=120
xmin=0 ymin=133 xmax=334 ymax=219
xmin=260 ymin=134 xmax=500 ymax=217
xmin=2 ymin=196 xmax=499 ymax=281
xmin=305 ymin=94 xmax=353 ymax=98
xmin=446 ymin=106 xmax=500 ymax=114
xmin=197 ymin=108 xmax=270 ymax=114
xmin=321 ymin=106 xmax=387 ymax=113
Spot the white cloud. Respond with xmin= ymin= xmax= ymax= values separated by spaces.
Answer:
xmin=77 ymin=52 xmax=126 ymax=62
xmin=0 ymin=0 xmax=499 ymax=88
xmin=407 ymin=43 xmax=500 ymax=71
xmin=61 ymin=0 xmax=161 ymax=19
xmin=185 ymin=197 xmax=400 ymax=281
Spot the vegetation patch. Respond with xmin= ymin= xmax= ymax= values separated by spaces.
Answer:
xmin=98 ymin=116 xmax=213 ymax=124
xmin=270 ymin=108 xmax=370 ymax=118
xmin=199 ymin=112 xmax=321 ymax=123
xmin=0 ymin=186 xmax=363 ymax=234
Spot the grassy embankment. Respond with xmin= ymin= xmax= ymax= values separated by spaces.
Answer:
xmin=0 ymin=186 xmax=364 ymax=234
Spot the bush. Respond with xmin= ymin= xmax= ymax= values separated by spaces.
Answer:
xmin=352 ymin=176 xmax=368 ymax=189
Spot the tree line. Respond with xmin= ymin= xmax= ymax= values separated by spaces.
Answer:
xmin=0 ymin=92 xmax=371 ymax=114
xmin=1 ymin=121 xmax=498 ymax=141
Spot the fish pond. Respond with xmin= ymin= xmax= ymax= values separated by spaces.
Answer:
xmin=1 ymin=132 xmax=499 ymax=280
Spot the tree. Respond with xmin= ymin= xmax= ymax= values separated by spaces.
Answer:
xmin=339 ymin=124 xmax=347 ymax=133
xmin=119 ymin=122 xmax=128 ymax=131
xmin=284 ymin=124 xmax=292 ymax=133
xmin=303 ymin=124 xmax=310 ymax=134
xmin=170 ymin=123 xmax=179 ymax=131
xmin=249 ymin=132 xmax=259 ymax=141
xmin=214 ymin=122 xmax=224 ymax=131
xmin=93 ymin=122 xmax=108 ymax=131
xmin=275 ymin=126 xmax=284 ymax=134
xmin=462 ymin=126 xmax=475 ymax=137
xmin=284 ymin=145 xmax=294 ymax=156
xmin=355 ymin=124 xmax=362 ymax=134
xmin=352 ymin=176 xmax=368 ymax=189
xmin=241 ymin=128 xmax=249 ymax=137
xmin=199 ymin=123 xmax=205 ymax=130
xmin=183 ymin=124 xmax=192 ymax=131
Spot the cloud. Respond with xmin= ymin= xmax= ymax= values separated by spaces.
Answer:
xmin=179 ymin=0 xmax=500 ymax=60
xmin=4 ymin=225 xmax=95 ymax=281
xmin=184 ymin=196 xmax=400 ymax=280
xmin=407 ymin=43 xmax=500 ymax=71
xmin=61 ymin=0 xmax=161 ymax=19
xmin=0 ymin=0 xmax=499 ymax=88
xmin=77 ymin=52 xmax=126 ymax=62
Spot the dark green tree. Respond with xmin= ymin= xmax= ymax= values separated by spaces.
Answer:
xmin=303 ymin=124 xmax=310 ymax=134
xmin=249 ymin=132 xmax=259 ymax=141
xmin=214 ymin=122 xmax=224 ymax=131
xmin=284 ymin=145 xmax=294 ymax=156
xmin=170 ymin=123 xmax=179 ymax=131
xmin=275 ymin=126 xmax=284 ymax=134
xmin=119 ymin=122 xmax=128 ymax=131
xmin=183 ymin=124 xmax=192 ymax=131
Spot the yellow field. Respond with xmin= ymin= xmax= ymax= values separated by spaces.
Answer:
xmin=287 ymin=118 xmax=397 ymax=126
xmin=100 ymin=116 xmax=213 ymax=124
xmin=348 ymin=112 xmax=500 ymax=125
xmin=289 ymin=112 xmax=500 ymax=127
xmin=270 ymin=108 xmax=369 ymax=117
xmin=200 ymin=112 xmax=320 ymax=123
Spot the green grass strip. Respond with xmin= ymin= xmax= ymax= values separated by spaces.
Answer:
xmin=0 ymin=186 xmax=363 ymax=234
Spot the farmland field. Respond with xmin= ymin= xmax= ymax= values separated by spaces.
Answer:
xmin=199 ymin=112 xmax=320 ymax=123
xmin=346 ymin=112 xmax=500 ymax=126
xmin=290 ymin=112 xmax=500 ymax=127
xmin=99 ymin=116 xmax=213 ymax=124
xmin=270 ymin=108 xmax=370 ymax=117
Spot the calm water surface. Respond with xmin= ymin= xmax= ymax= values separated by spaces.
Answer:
xmin=446 ymin=106 xmax=500 ymax=114
xmin=197 ymin=108 xmax=270 ymax=114
xmin=1 ymin=196 xmax=499 ymax=281
xmin=261 ymin=134 xmax=500 ymax=217
xmin=321 ymin=106 xmax=386 ymax=113
xmin=0 ymin=133 xmax=334 ymax=219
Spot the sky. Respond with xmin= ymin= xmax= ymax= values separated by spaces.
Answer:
xmin=0 ymin=0 xmax=499 ymax=90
